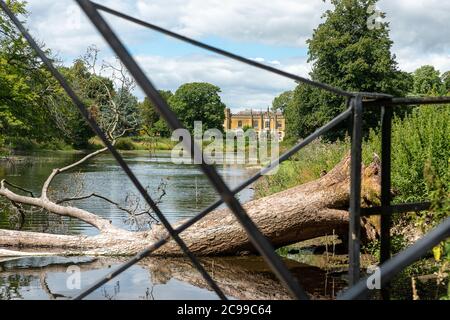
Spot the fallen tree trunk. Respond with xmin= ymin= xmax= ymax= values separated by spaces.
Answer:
xmin=0 ymin=155 xmax=381 ymax=257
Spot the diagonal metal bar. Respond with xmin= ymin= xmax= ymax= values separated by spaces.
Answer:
xmin=0 ymin=0 xmax=226 ymax=301
xmin=71 ymin=106 xmax=352 ymax=300
xmin=76 ymin=0 xmax=308 ymax=300
xmin=89 ymin=1 xmax=353 ymax=98
xmin=339 ymin=217 xmax=450 ymax=300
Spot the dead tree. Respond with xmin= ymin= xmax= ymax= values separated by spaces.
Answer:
xmin=0 ymin=152 xmax=381 ymax=257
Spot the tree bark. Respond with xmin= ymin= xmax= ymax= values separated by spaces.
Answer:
xmin=0 ymin=155 xmax=381 ymax=257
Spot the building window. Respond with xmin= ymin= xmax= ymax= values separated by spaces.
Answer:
xmin=252 ymin=120 xmax=258 ymax=128
xmin=237 ymin=120 xmax=242 ymax=128
xmin=265 ymin=121 xmax=270 ymax=128
xmin=277 ymin=121 xmax=282 ymax=128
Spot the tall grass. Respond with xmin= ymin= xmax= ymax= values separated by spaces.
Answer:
xmin=255 ymin=138 xmax=349 ymax=198
xmin=366 ymin=105 xmax=449 ymax=206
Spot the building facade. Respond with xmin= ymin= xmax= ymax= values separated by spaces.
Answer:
xmin=223 ymin=108 xmax=285 ymax=141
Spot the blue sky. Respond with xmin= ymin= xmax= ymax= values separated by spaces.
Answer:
xmin=24 ymin=0 xmax=450 ymax=111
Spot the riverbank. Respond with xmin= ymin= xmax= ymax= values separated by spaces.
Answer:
xmin=254 ymin=104 xmax=450 ymax=300
xmin=0 ymin=136 xmax=176 ymax=155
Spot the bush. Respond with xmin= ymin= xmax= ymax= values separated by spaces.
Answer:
xmin=365 ymin=105 xmax=449 ymax=205
xmin=5 ymin=136 xmax=38 ymax=151
xmin=115 ymin=137 xmax=136 ymax=150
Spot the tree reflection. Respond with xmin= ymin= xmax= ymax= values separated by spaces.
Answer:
xmin=0 ymin=255 xmax=346 ymax=300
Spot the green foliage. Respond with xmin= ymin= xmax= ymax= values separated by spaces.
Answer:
xmin=363 ymin=235 xmax=408 ymax=259
xmin=169 ymin=82 xmax=226 ymax=133
xmin=272 ymin=90 xmax=293 ymax=114
xmin=112 ymin=88 xmax=140 ymax=135
xmin=442 ymin=71 xmax=450 ymax=93
xmin=286 ymin=0 xmax=411 ymax=141
xmin=365 ymin=105 xmax=449 ymax=209
xmin=0 ymin=1 xmax=65 ymax=145
xmin=114 ymin=137 xmax=136 ymax=150
xmin=413 ymin=65 xmax=446 ymax=96
xmin=138 ymin=91 xmax=173 ymax=137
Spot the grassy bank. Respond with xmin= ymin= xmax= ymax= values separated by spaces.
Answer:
xmin=0 ymin=136 xmax=76 ymax=155
xmin=0 ymin=136 xmax=178 ymax=155
xmin=90 ymin=136 xmax=177 ymax=151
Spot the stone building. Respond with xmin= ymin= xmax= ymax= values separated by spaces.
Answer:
xmin=223 ymin=108 xmax=285 ymax=141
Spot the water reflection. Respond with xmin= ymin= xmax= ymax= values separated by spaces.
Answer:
xmin=0 ymin=151 xmax=347 ymax=300
xmin=0 ymin=256 xmax=346 ymax=300
xmin=0 ymin=151 xmax=255 ymax=235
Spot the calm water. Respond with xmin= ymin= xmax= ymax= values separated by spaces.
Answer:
xmin=0 ymin=151 xmax=345 ymax=300
xmin=0 ymin=151 xmax=255 ymax=234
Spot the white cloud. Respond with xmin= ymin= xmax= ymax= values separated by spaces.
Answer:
xmin=22 ymin=0 xmax=450 ymax=110
xmin=25 ymin=0 xmax=450 ymax=64
xmin=395 ymin=50 xmax=450 ymax=73
xmin=25 ymin=0 xmax=330 ymax=57
xmin=135 ymin=54 xmax=308 ymax=109
xmin=379 ymin=0 xmax=450 ymax=54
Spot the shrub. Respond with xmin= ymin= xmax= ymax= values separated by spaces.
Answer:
xmin=115 ymin=137 xmax=136 ymax=150
xmin=365 ymin=105 xmax=449 ymax=204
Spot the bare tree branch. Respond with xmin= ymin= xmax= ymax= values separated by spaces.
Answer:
xmin=56 ymin=192 xmax=159 ymax=224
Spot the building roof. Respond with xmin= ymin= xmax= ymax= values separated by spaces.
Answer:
xmin=232 ymin=109 xmax=283 ymax=117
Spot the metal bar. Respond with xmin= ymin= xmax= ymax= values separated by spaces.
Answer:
xmin=0 ymin=0 xmax=227 ymax=301
xmin=348 ymin=95 xmax=363 ymax=288
xmin=361 ymin=202 xmax=432 ymax=216
xmin=339 ymin=217 xmax=450 ymax=300
xmin=68 ymin=107 xmax=353 ymax=299
xmin=90 ymin=1 xmax=352 ymax=98
xmin=380 ymin=104 xmax=393 ymax=300
xmin=76 ymin=0 xmax=308 ymax=300
xmin=364 ymin=96 xmax=450 ymax=107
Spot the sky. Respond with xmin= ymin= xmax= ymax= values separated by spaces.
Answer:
xmin=23 ymin=0 xmax=450 ymax=111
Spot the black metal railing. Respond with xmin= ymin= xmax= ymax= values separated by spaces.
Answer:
xmin=1 ymin=0 xmax=449 ymax=300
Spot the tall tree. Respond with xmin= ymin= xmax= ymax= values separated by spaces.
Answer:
xmin=286 ymin=0 xmax=411 ymax=140
xmin=139 ymin=90 xmax=173 ymax=137
xmin=0 ymin=0 xmax=62 ymax=146
xmin=412 ymin=65 xmax=445 ymax=96
xmin=442 ymin=71 xmax=450 ymax=93
xmin=169 ymin=82 xmax=226 ymax=133
xmin=272 ymin=90 xmax=293 ymax=114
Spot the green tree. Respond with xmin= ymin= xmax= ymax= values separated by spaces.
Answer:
xmin=139 ymin=90 xmax=173 ymax=137
xmin=169 ymin=82 xmax=226 ymax=133
xmin=286 ymin=0 xmax=411 ymax=140
xmin=112 ymin=87 xmax=140 ymax=135
xmin=0 ymin=0 xmax=63 ymax=147
xmin=412 ymin=65 xmax=445 ymax=96
xmin=272 ymin=90 xmax=293 ymax=114
xmin=442 ymin=71 xmax=450 ymax=93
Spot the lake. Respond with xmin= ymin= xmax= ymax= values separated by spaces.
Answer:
xmin=0 ymin=151 xmax=345 ymax=300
